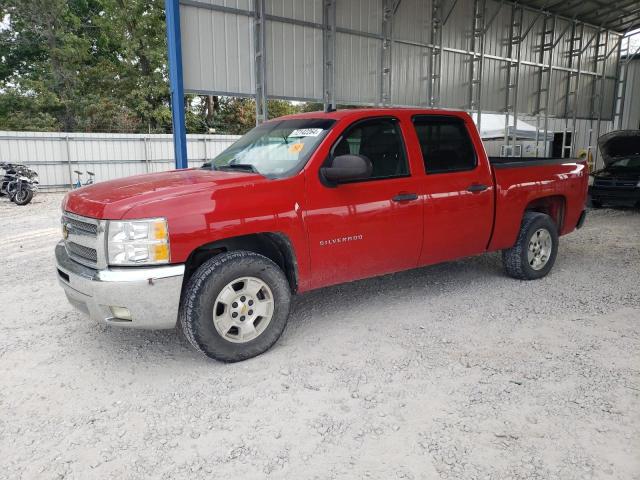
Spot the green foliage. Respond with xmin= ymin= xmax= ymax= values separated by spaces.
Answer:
xmin=0 ymin=1 xmax=318 ymax=134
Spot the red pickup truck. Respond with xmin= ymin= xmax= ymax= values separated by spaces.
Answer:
xmin=56 ymin=109 xmax=588 ymax=361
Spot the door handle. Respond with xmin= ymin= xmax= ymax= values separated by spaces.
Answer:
xmin=467 ymin=184 xmax=488 ymax=193
xmin=392 ymin=193 xmax=419 ymax=202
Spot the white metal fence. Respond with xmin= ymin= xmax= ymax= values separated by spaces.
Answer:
xmin=0 ymin=131 xmax=240 ymax=191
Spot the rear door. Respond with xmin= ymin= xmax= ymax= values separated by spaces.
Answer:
xmin=304 ymin=116 xmax=424 ymax=288
xmin=410 ymin=115 xmax=494 ymax=265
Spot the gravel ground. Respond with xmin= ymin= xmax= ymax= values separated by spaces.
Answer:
xmin=0 ymin=193 xmax=639 ymax=480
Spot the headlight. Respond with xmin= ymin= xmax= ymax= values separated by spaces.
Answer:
xmin=107 ymin=218 xmax=170 ymax=265
xmin=588 ymin=175 xmax=594 ymax=186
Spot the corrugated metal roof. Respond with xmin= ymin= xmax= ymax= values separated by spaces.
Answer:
xmin=517 ymin=0 xmax=640 ymax=33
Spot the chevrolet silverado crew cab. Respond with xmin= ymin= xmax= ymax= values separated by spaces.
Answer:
xmin=56 ymin=109 xmax=588 ymax=362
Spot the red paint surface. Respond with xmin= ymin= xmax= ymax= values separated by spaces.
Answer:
xmin=63 ymin=109 xmax=588 ymax=292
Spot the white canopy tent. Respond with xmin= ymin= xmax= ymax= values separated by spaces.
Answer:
xmin=471 ymin=113 xmax=554 ymax=141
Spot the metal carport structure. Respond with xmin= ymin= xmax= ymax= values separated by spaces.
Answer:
xmin=164 ymin=0 xmax=640 ymax=169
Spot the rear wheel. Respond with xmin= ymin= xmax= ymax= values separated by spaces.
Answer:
xmin=502 ymin=212 xmax=558 ymax=280
xmin=180 ymin=250 xmax=291 ymax=362
xmin=590 ymin=199 xmax=603 ymax=208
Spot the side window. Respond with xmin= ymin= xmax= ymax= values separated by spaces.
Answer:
xmin=412 ymin=116 xmax=476 ymax=174
xmin=331 ymin=118 xmax=409 ymax=180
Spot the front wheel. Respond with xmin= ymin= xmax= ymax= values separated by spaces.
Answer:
xmin=13 ymin=188 xmax=34 ymax=205
xmin=180 ymin=251 xmax=292 ymax=362
xmin=502 ymin=212 xmax=558 ymax=280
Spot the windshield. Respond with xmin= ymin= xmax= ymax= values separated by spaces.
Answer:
xmin=210 ymin=118 xmax=335 ymax=178
xmin=609 ymin=156 xmax=640 ymax=169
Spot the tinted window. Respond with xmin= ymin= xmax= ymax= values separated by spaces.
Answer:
xmin=412 ymin=116 xmax=476 ymax=174
xmin=331 ymin=118 xmax=408 ymax=180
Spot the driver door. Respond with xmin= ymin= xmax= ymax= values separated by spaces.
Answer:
xmin=304 ymin=117 xmax=424 ymax=288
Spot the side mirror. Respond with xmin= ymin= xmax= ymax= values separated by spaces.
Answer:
xmin=321 ymin=154 xmax=372 ymax=185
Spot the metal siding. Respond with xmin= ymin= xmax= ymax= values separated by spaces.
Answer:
xmin=480 ymin=58 xmax=506 ymax=113
xmin=441 ymin=0 xmax=469 ymax=52
xmin=336 ymin=0 xmax=383 ymax=35
xmin=0 ymin=132 xmax=239 ymax=190
xmin=483 ymin=0 xmax=511 ymax=59
xmin=177 ymin=0 xmax=623 ymax=122
xmin=547 ymin=69 xmax=567 ymax=117
xmin=266 ymin=0 xmax=322 ymax=23
xmin=519 ymin=10 xmax=543 ymax=65
xmin=391 ymin=0 xmax=430 ymax=44
xmin=181 ymin=4 xmax=254 ymax=94
xmin=335 ymin=32 xmax=382 ymax=104
xmin=604 ymin=34 xmax=620 ymax=78
xmin=266 ymin=20 xmax=323 ymax=99
xmin=390 ymin=42 xmax=428 ymax=106
xmin=622 ymin=59 xmax=640 ymax=130
xmin=551 ymin=18 xmax=572 ymax=70
xmin=516 ymin=64 xmax=539 ymax=116
xmin=192 ymin=0 xmax=253 ymax=10
xmin=439 ymin=51 xmax=469 ymax=110
xmin=601 ymin=77 xmax=616 ymax=120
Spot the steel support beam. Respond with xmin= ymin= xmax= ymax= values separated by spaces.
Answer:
xmin=254 ymin=0 xmax=267 ymax=124
xmin=468 ymin=0 xmax=487 ymax=134
xmin=323 ymin=0 xmax=336 ymax=110
xmin=380 ymin=0 xmax=397 ymax=105
xmin=535 ymin=14 xmax=555 ymax=156
xmin=165 ymin=0 xmax=188 ymax=169
xmin=429 ymin=0 xmax=443 ymax=108
xmin=503 ymin=3 xmax=523 ymax=156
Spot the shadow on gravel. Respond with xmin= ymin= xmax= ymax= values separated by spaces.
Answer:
xmin=288 ymin=252 xmax=504 ymax=326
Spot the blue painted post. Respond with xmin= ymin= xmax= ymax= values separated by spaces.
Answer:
xmin=165 ymin=0 xmax=188 ymax=169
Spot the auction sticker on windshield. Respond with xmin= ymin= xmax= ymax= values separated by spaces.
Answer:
xmin=289 ymin=128 xmax=323 ymax=137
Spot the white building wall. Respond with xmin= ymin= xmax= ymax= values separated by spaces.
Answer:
xmin=0 ymin=132 xmax=240 ymax=191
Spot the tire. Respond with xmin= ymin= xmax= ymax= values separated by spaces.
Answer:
xmin=590 ymin=199 xmax=603 ymax=209
xmin=13 ymin=188 xmax=33 ymax=205
xmin=180 ymin=250 xmax=292 ymax=362
xmin=502 ymin=212 xmax=559 ymax=280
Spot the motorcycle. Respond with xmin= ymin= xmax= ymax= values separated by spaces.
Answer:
xmin=0 ymin=163 xmax=39 ymax=206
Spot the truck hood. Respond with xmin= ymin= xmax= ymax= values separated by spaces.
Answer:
xmin=63 ymin=168 xmax=266 ymax=219
xmin=598 ymin=130 xmax=640 ymax=166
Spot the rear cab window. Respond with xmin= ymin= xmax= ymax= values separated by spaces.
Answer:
xmin=412 ymin=115 xmax=476 ymax=174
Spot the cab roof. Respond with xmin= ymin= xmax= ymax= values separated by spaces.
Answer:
xmin=272 ymin=107 xmax=473 ymax=123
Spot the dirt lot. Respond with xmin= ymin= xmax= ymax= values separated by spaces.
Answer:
xmin=0 ymin=193 xmax=639 ymax=480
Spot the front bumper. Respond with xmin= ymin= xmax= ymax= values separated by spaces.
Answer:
xmin=589 ymin=186 xmax=640 ymax=205
xmin=55 ymin=241 xmax=184 ymax=329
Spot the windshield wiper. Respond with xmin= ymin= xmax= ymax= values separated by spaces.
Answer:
xmin=214 ymin=163 xmax=260 ymax=174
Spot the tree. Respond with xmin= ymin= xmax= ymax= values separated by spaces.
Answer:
xmin=0 ymin=0 xmax=311 ymax=134
xmin=0 ymin=0 xmax=171 ymax=133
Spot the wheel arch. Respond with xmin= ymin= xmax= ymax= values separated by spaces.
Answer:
xmin=524 ymin=195 xmax=566 ymax=231
xmin=182 ymin=232 xmax=299 ymax=294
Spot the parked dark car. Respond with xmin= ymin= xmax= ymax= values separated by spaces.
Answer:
xmin=589 ymin=130 xmax=640 ymax=208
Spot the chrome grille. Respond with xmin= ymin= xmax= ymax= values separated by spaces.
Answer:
xmin=66 ymin=241 xmax=98 ymax=262
xmin=64 ymin=215 xmax=98 ymax=235
xmin=62 ymin=212 xmax=104 ymax=269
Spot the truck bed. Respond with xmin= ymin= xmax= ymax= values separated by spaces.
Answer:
xmin=487 ymin=156 xmax=588 ymax=252
xmin=489 ymin=156 xmax=576 ymax=169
